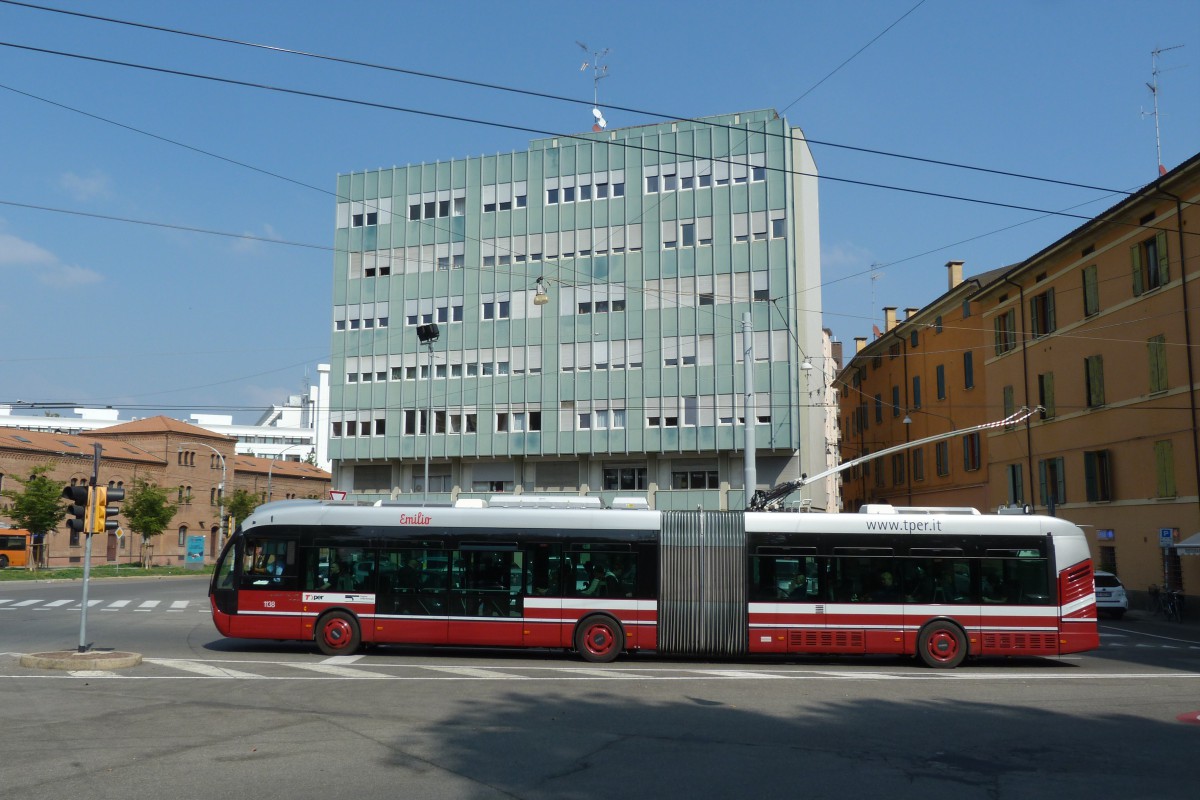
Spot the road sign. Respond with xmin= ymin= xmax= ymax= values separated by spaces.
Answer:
xmin=1160 ymin=528 xmax=1176 ymax=548
xmin=329 ymin=490 xmax=347 ymax=501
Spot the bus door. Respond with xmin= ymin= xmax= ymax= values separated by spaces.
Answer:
xmin=903 ymin=553 xmax=980 ymax=655
xmin=234 ymin=536 xmax=304 ymax=639
xmin=749 ymin=549 xmax=824 ymax=655
xmin=522 ymin=543 xmax=563 ymax=648
xmin=827 ymin=551 xmax=899 ymax=654
xmin=373 ymin=548 xmax=449 ymax=644
xmin=449 ymin=545 xmax=524 ymax=646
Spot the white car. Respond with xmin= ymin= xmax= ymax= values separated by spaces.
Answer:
xmin=1094 ymin=571 xmax=1128 ymax=619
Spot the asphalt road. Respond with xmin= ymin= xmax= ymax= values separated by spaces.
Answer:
xmin=2 ymin=576 xmax=1198 ymax=799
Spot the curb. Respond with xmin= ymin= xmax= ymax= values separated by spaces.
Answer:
xmin=20 ymin=650 xmax=143 ymax=670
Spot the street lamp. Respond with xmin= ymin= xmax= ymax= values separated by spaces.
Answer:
xmin=415 ymin=323 xmax=441 ymax=504
xmin=902 ymin=408 xmax=957 ymax=430
xmin=179 ymin=441 xmax=227 ymax=550
xmin=266 ymin=443 xmax=307 ymax=502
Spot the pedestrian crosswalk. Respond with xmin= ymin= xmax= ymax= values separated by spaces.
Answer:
xmin=0 ymin=597 xmax=206 ymax=613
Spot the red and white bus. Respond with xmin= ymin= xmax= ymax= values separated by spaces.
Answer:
xmin=208 ymin=499 xmax=1099 ymax=668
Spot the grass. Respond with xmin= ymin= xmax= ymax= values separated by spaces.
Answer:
xmin=0 ymin=564 xmax=214 ymax=581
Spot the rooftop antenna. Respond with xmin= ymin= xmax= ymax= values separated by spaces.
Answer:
xmin=1142 ymin=44 xmax=1184 ymax=176
xmin=576 ymin=41 xmax=609 ymax=131
xmin=869 ymin=263 xmax=882 ymax=336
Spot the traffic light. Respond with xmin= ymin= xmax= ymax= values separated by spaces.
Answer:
xmin=63 ymin=485 xmax=92 ymax=534
xmin=91 ymin=486 xmax=124 ymax=534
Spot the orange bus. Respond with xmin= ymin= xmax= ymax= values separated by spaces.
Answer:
xmin=0 ymin=529 xmax=31 ymax=569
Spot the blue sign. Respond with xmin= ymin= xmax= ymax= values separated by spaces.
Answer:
xmin=185 ymin=535 xmax=206 ymax=565
xmin=1160 ymin=528 xmax=1176 ymax=548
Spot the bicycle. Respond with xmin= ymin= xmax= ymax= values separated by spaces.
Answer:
xmin=1159 ymin=589 xmax=1184 ymax=623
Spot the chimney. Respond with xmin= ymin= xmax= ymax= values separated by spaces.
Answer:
xmin=947 ymin=260 xmax=964 ymax=290
xmin=854 ymin=337 xmax=867 ymax=353
xmin=883 ymin=307 xmax=898 ymax=332
xmin=905 ymin=307 xmax=920 ymax=322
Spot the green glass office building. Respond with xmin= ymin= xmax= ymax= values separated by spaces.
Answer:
xmin=330 ymin=109 xmax=825 ymax=509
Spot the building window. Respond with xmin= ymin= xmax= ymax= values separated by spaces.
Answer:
xmin=1037 ymin=372 xmax=1055 ymax=419
xmin=963 ymin=351 xmax=974 ymax=389
xmin=892 ymin=454 xmax=906 ymax=485
xmin=891 ymin=386 xmax=901 ymax=417
xmin=873 ymin=394 xmax=883 ymax=424
xmin=962 ymin=432 xmax=981 ymax=471
xmin=1084 ymin=450 xmax=1113 ymax=502
xmin=994 ymin=309 xmax=1017 ymax=355
xmin=935 ymin=441 xmax=950 ymax=477
xmin=1006 ymin=463 xmax=1024 ymax=506
xmin=935 ymin=365 xmax=946 ymax=400
xmin=1002 ymin=385 xmax=1015 ymax=426
xmin=178 ymin=525 xmax=188 ymax=548
xmin=681 ymin=222 xmax=695 ymax=247
xmin=1155 ymin=440 xmax=1176 ymax=498
xmin=1132 ymin=231 xmax=1169 ymax=295
xmin=912 ymin=448 xmax=925 ymax=481
xmin=672 ymin=470 xmax=719 ymax=490
xmin=1038 ymin=456 xmax=1066 ymax=508
xmin=645 ymin=175 xmax=659 ymax=194
xmin=1148 ymin=334 xmax=1168 ymax=393
xmin=1085 ymin=355 xmax=1105 ymax=408
xmin=912 ymin=376 xmax=922 ymax=409
xmin=1082 ymin=265 xmax=1100 ymax=316
xmin=1097 ymin=545 xmax=1117 ymax=576
xmin=603 ymin=467 xmax=647 ymax=491
xmin=546 ymin=188 xmax=559 ymax=205
xmin=1030 ymin=289 xmax=1056 ymax=337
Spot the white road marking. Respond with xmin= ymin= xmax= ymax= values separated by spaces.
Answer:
xmin=417 ymin=665 xmax=530 ymax=679
xmin=136 ymin=601 xmax=160 ymax=611
xmin=288 ymin=663 xmax=394 ymax=679
xmin=143 ymin=658 xmax=264 ymax=679
xmin=105 ymin=600 xmax=130 ymax=609
xmin=169 ymin=601 xmax=190 ymax=611
xmin=39 ymin=600 xmax=73 ymax=609
xmin=320 ymin=655 xmax=364 ymax=665
xmin=69 ymin=670 xmax=118 ymax=678
xmin=13 ymin=599 xmax=42 ymax=607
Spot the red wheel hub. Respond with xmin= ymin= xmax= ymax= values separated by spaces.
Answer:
xmin=926 ymin=630 xmax=959 ymax=662
xmin=584 ymin=624 xmax=614 ymax=655
xmin=323 ymin=618 xmax=353 ymax=649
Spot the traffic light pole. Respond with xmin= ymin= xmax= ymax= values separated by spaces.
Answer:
xmin=78 ymin=443 xmax=102 ymax=653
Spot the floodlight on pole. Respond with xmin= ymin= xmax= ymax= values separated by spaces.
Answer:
xmin=414 ymin=324 xmax=441 ymax=504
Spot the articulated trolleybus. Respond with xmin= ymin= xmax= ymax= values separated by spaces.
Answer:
xmin=209 ymin=498 xmax=1099 ymax=668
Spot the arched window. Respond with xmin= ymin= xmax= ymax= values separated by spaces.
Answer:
xmin=177 ymin=524 xmax=188 ymax=548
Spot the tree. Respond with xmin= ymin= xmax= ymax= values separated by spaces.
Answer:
xmin=222 ymin=488 xmax=261 ymax=530
xmin=0 ymin=464 xmax=68 ymax=569
xmin=123 ymin=479 xmax=178 ymax=567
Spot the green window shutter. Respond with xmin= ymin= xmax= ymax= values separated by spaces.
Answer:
xmin=1002 ymin=385 xmax=1014 ymax=418
xmin=1084 ymin=451 xmax=1097 ymax=502
xmin=1087 ymin=356 xmax=1105 ymax=406
xmin=1046 ymin=288 xmax=1056 ymax=332
xmin=1131 ymin=243 xmax=1144 ymax=296
xmin=1156 ymin=230 xmax=1170 ymax=285
xmin=1155 ymin=440 xmax=1176 ymax=497
xmin=1083 ymin=265 xmax=1099 ymax=315
xmin=1149 ymin=335 xmax=1167 ymax=392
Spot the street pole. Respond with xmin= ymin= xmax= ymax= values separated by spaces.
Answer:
xmin=742 ymin=313 xmax=756 ymax=504
xmin=424 ymin=340 xmax=434 ymax=505
xmin=78 ymin=443 xmax=101 ymax=653
xmin=179 ymin=441 xmax=227 ymax=551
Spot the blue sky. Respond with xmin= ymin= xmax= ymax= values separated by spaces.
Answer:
xmin=1 ymin=1 xmax=1197 ymax=422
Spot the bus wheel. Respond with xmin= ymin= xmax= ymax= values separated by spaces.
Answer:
xmin=918 ymin=620 xmax=967 ymax=669
xmin=316 ymin=611 xmax=360 ymax=656
xmin=575 ymin=615 xmax=624 ymax=663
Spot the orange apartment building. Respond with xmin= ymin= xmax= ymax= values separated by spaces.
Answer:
xmin=838 ymin=151 xmax=1200 ymax=603
xmin=0 ymin=417 xmax=330 ymax=568
xmin=839 ymin=261 xmax=1007 ymax=512
xmin=979 ymin=151 xmax=1200 ymax=600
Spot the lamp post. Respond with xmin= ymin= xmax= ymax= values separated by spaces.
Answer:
xmin=415 ymin=323 xmax=441 ymax=504
xmin=266 ymin=443 xmax=308 ymax=502
xmin=179 ymin=441 xmax=227 ymax=551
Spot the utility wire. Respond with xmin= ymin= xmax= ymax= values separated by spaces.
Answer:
xmin=0 ymin=0 xmax=1158 ymax=201
xmin=5 ymin=39 xmax=1194 ymax=231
